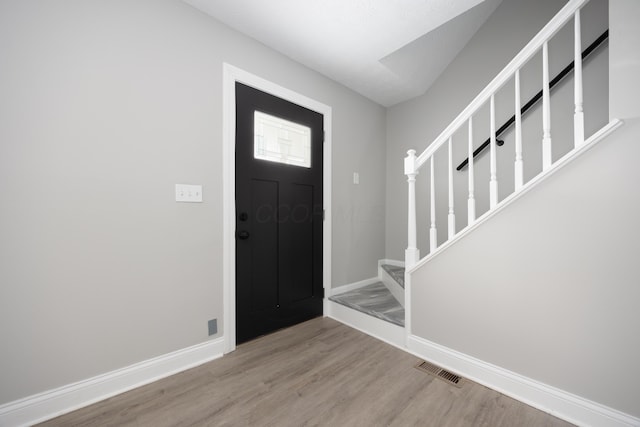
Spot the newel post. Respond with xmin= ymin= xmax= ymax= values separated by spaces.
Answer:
xmin=405 ymin=149 xmax=420 ymax=268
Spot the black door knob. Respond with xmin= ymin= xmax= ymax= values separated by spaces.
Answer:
xmin=238 ymin=212 xmax=248 ymax=221
xmin=236 ymin=230 xmax=250 ymax=240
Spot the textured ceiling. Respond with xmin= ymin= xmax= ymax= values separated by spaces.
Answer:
xmin=184 ymin=0 xmax=502 ymax=106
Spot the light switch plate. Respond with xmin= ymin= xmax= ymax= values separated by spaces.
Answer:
xmin=175 ymin=184 xmax=203 ymax=202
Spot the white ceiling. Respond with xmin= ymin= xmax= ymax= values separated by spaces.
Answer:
xmin=184 ymin=0 xmax=503 ymax=106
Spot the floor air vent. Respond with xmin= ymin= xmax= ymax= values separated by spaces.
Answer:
xmin=415 ymin=360 xmax=464 ymax=388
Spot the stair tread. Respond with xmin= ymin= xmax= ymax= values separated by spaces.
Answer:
xmin=329 ymin=282 xmax=404 ymax=327
xmin=381 ymin=264 xmax=405 ymax=289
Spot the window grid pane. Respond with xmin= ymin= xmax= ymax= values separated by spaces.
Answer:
xmin=254 ymin=111 xmax=311 ymax=168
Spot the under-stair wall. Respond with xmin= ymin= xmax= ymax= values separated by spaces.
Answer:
xmin=408 ymin=118 xmax=640 ymax=425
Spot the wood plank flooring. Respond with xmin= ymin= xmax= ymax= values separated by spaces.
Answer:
xmin=39 ymin=317 xmax=574 ymax=426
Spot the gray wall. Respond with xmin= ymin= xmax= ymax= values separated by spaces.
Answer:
xmin=0 ymin=0 xmax=386 ymax=404
xmin=609 ymin=0 xmax=640 ymax=120
xmin=386 ymin=0 xmax=609 ymax=260
xmin=409 ymin=0 xmax=640 ymax=418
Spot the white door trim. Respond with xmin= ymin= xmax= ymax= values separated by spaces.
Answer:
xmin=222 ymin=63 xmax=332 ymax=353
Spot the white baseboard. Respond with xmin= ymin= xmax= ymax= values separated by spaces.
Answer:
xmin=407 ymin=335 xmax=639 ymax=427
xmin=329 ymin=301 xmax=405 ymax=350
xmin=0 ymin=338 xmax=225 ymax=427
xmin=328 ymin=277 xmax=378 ymax=297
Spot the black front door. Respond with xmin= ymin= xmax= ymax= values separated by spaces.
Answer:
xmin=235 ymin=83 xmax=323 ymax=344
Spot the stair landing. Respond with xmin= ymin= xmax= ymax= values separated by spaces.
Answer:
xmin=329 ymin=282 xmax=404 ymax=327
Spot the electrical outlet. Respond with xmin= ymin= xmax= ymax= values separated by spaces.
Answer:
xmin=208 ymin=319 xmax=217 ymax=336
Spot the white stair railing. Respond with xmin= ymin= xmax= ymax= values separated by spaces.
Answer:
xmin=404 ymin=0 xmax=590 ymax=269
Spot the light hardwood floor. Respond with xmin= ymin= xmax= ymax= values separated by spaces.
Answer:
xmin=39 ymin=317 xmax=574 ymax=426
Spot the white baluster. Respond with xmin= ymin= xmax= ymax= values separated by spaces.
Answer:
xmin=467 ymin=117 xmax=476 ymax=224
xmin=514 ymin=69 xmax=524 ymax=191
xmin=574 ymin=9 xmax=585 ymax=147
xmin=447 ymin=137 xmax=455 ymax=239
xmin=490 ymin=94 xmax=498 ymax=208
xmin=404 ymin=150 xmax=419 ymax=268
xmin=430 ymin=156 xmax=437 ymax=253
xmin=542 ymin=41 xmax=552 ymax=170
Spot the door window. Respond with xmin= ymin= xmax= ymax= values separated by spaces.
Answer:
xmin=254 ymin=110 xmax=311 ymax=168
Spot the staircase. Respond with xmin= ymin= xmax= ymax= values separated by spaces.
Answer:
xmin=402 ymin=0 xmax=613 ymax=271
xmin=328 ymin=0 xmax=615 ymax=349
xmin=329 ymin=0 xmax=615 ymax=349
xmin=328 ymin=262 xmax=406 ymax=348
xmin=329 ymin=281 xmax=404 ymax=327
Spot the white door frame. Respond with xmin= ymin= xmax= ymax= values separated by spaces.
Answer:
xmin=222 ymin=63 xmax=332 ymax=353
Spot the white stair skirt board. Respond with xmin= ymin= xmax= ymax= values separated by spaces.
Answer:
xmin=0 ymin=338 xmax=225 ymax=427
xmin=407 ymin=335 xmax=639 ymax=427
xmin=378 ymin=260 xmax=405 ymax=308
xmin=329 ymin=301 xmax=405 ymax=351
xmin=328 ymin=277 xmax=379 ymax=297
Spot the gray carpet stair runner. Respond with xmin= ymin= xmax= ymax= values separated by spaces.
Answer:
xmin=329 ymin=265 xmax=405 ymax=327
xmin=381 ymin=264 xmax=404 ymax=288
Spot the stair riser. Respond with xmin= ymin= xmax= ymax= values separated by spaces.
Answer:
xmin=380 ymin=268 xmax=404 ymax=307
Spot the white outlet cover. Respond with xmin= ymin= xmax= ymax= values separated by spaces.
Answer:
xmin=175 ymin=184 xmax=203 ymax=202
